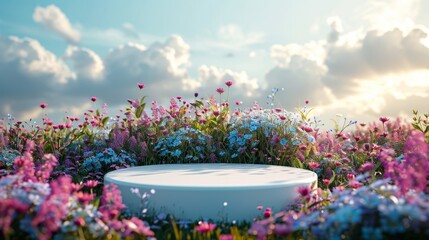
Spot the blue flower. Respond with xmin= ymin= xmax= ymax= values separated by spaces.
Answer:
xmin=244 ymin=134 xmax=252 ymax=140
xmin=171 ymin=149 xmax=182 ymax=158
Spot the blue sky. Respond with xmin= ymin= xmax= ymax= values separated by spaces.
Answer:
xmin=1 ymin=0 xmax=428 ymax=126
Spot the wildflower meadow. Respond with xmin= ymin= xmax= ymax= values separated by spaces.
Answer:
xmin=1 ymin=81 xmax=428 ymax=239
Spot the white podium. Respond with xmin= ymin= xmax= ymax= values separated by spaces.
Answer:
xmin=104 ymin=164 xmax=317 ymax=222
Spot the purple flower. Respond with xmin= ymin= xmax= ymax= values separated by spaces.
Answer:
xmin=99 ymin=184 xmax=124 ymax=221
xmin=359 ymin=162 xmax=374 ymax=172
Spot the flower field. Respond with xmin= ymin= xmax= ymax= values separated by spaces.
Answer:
xmin=1 ymin=82 xmax=428 ymax=240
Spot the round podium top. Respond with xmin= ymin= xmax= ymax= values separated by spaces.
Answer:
xmin=105 ymin=164 xmax=317 ymax=190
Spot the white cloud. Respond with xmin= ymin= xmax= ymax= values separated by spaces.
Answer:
xmin=193 ymin=65 xmax=260 ymax=99
xmin=0 ymin=35 xmax=75 ymax=84
xmin=33 ymin=5 xmax=80 ymax=44
xmin=323 ymin=27 xmax=429 ymax=96
xmin=194 ymin=24 xmax=265 ymax=52
xmin=122 ymin=22 xmax=141 ymax=39
xmin=60 ymin=35 xmax=193 ymax=107
xmin=271 ymin=41 xmax=326 ymax=69
xmin=265 ymin=54 xmax=331 ymax=109
xmin=326 ymin=16 xmax=343 ymax=43
xmin=265 ymin=13 xmax=429 ymax=123
xmin=0 ymin=35 xmax=75 ymax=119
xmin=359 ymin=0 xmax=420 ymax=32
xmin=64 ymin=46 xmax=104 ymax=80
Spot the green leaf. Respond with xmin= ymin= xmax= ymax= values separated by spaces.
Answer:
xmin=291 ymin=157 xmax=303 ymax=169
xmin=140 ymin=96 xmax=147 ymax=105
xmin=412 ymin=123 xmax=422 ymax=131
xmin=191 ymin=100 xmax=203 ymax=108
xmin=101 ymin=116 xmax=109 ymax=126
xmin=329 ymin=170 xmax=336 ymax=185
xmin=135 ymin=105 xmax=144 ymax=118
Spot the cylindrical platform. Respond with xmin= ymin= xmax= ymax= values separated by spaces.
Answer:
xmin=104 ymin=164 xmax=317 ymax=222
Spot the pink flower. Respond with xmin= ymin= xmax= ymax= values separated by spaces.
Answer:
xmin=349 ymin=180 xmax=362 ymax=189
xmin=90 ymin=96 xmax=97 ymax=102
xmin=74 ymin=217 xmax=85 ymax=226
xmin=300 ymin=125 xmax=313 ymax=133
xmin=297 ymin=186 xmax=311 ymax=197
xmin=74 ymin=192 xmax=95 ymax=205
xmin=216 ymin=88 xmax=225 ymax=94
xmin=219 ymin=234 xmax=234 ymax=240
xmin=347 ymin=173 xmax=355 ymax=180
xmin=40 ymin=103 xmax=48 ymax=109
xmin=308 ymin=161 xmax=320 ymax=170
xmin=305 ymin=100 xmax=309 ymax=104
xmin=84 ymin=180 xmax=99 ymax=188
xmin=263 ymin=208 xmax=272 ymax=218
xmin=323 ymin=179 xmax=330 ymax=185
xmin=195 ymin=222 xmax=215 ymax=233
xmin=279 ymin=115 xmax=287 ymax=120
xmin=137 ymin=83 xmax=145 ymax=89
xmin=379 ymin=117 xmax=389 ymax=123
xmin=0 ymin=199 xmax=29 ymax=236
xmin=359 ymin=162 xmax=374 ymax=172
xmin=99 ymin=184 xmax=125 ymax=221
xmin=225 ymin=80 xmax=233 ymax=87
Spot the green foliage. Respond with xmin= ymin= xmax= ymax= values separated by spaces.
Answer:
xmin=412 ymin=110 xmax=429 ymax=143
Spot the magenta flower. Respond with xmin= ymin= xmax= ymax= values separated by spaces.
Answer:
xmin=195 ymin=222 xmax=216 ymax=233
xmin=297 ymin=186 xmax=311 ymax=198
xmin=219 ymin=234 xmax=234 ymax=240
xmin=84 ymin=180 xmax=99 ymax=188
xmin=225 ymin=80 xmax=233 ymax=87
xmin=40 ymin=103 xmax=48 ymax=109
xmin=379 ymin=117 xmax=389 ymax=123
xmin=359 ymin=162 xmax=374 ymax=172
xmin=216 ymin=88 xmax=225 ymax=94
xmin=263 ymin=208 xmax=272 ymax=218
xmin=349 ymin=180 xmax=362 ymax=189
xmin=99 ymin=184 xmax=125 ymax=221
xmin=323 ymin=179 xmax=330 ymax=185
xmin=74 ymin=192 xmax=95 ymax=205
xmin=90 ymin=96 xmax=97 ymax=102
xmin=73 ymin=217 xmax=85 ymax=227
xmin=300 ymin=125 xmax=313 ymax=133
xmin=0 ymin=199 xmax=29 ymax=236
xmin=308 ymin=161 xmax=320 ymax=170
xmin=137 ymin=83 xmax=145 ymax=89
xmin=381 ymin=131 xmax=429 ymax=194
